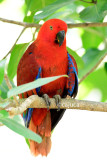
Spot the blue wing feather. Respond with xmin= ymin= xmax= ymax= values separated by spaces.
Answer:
xmin=35 ymin=67 xmax=42 ymax=94
xmin=67 ymin=53 xmax=78 ymax=97
xmin=23 ymin=66 xmax=42 ymax=127
xmin=25 ymin=108 xmax=33 ymax=127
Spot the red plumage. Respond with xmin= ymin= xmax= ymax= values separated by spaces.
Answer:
xmin=17 ymin=19 xmax=78 ymax=156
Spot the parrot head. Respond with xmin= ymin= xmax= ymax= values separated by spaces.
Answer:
xmin=37 ymin=19 xmax=67 ymax=47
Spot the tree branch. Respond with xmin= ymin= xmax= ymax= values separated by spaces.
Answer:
xmin=0 ymin=17 xmax=41 ymax=28
xmin=79 ymin=53 xmax=107 ymax=84
xmin=0 ymin=95 xmax=106 ymax=115
xmin=67 ymin=22 xmax=107 ymax=28
xmin=0 ymin=17 xmax=107 ymax=29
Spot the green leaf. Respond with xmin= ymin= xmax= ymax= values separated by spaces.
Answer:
xmin=25 ymin=0 xmax=56 ymax=14
xmin=7 ymin=43 xmax=29 ymax=80
xmin=79 ymin=48 xmax=107 ymax=79
xmin=0 ymin=110 xmax=9 ymax=118
xmin=23 ymin=0 xmax=56 ymax=22
xmin=81 ymin=28 xmax=104 ymax=49
xmin=34 ymin=0 xmax=74 ymax=22
xmin=44 ymin=3 xmax=79 ymax=22
xmin=0 ymin=79 xmax=9 ymax=99
xmin=0 ymin=97 xmax=10 ymax=110
xmin=79 ymin=0 xmax=107 ymax=22
xmin=0 ymin=117 xmax=42 ymax=143
xmin=13 ymin=115 xmax=24 ymax=125
xmin=13 ymin=115 xmax=30 ymax=148
xmin=7 ymin=75 xmax=68 ymax=98
xmin=0 ymin=59 xmax=6 ymax=84
xmin=79 ymin=67 xmax=107 ymax=102
xmin=67 ymin=47 xmax=84 ymax=69
xmin=24 ymin=12 xmax=35 ymax=23
xmin=0 ymin=0 xmax=4 ymax=3
xmin=0 ymin=79 xmax=15 ymax=99
xmin=25 ymin=138 xmax=30 ymax=148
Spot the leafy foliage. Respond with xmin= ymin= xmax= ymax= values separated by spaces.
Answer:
xmin=0 ymin=79 xmax=15 ymax=99
xmin=79 ymin=66 xmax=107 ymax=102
xmin=80 ymin=0 xmax=107 ymax=22
xmin=0 ymin=0 xmax=107 ymax=145
xmin=34 ymin=0 xmax=75 ymax=22
xmin=78 ymin=48 xmax=107 ymax=79
xmin=7 ymin=43 xmax=29 ymax=80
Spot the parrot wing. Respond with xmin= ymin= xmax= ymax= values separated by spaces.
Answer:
xmin=66 ymin=52 xmax=78 ymax=98
xmin=17 ymin=46 xmax=42 ymax=128
xmin=22 ymin=66 xmax=42 ymax=127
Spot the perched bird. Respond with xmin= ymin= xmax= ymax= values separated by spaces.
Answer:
xmin=17 ymin=18 xmax=78 ymax=156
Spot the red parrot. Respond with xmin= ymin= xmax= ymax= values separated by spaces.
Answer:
xmin=17 ymin=19 xmax=78 ymax=156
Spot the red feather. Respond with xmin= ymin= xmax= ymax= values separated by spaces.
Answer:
xmin=17 ymin=18 xmax=78 ymax=156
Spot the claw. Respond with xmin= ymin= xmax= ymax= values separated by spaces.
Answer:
xmin=42 ymin=94 xmax=51 ymax=110
xmin=53 ymin=95 xmax=61 ymax=111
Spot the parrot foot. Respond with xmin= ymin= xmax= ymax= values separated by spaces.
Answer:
xmin=42 ymin=94 xmax=51 ymax=110
xmin=53 ymin=95 xmax=61 ymax=111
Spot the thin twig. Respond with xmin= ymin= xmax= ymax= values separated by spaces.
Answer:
xmin=0 ymin=17 xmax=41 ymax=28
xmin=32 ymin=28 xmax=37 ymax=41
xmin=79 ymin=0 xmax=97 ymax=4
xmin=79 ymin=53 xmax=107 ymax=84
xmin=2 ymin=27 xmax=26 ymax=60
xmin=79 ymin=26 xmax=107 ymax=84
xmin=0 ymin=17 xmax=107 ymax=28
xmin=0 ymin=95 xmax=106 ymax=116
xmin=4 ymin=74 xmax=19 ymax=105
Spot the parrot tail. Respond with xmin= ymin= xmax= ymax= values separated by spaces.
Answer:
xmin=29 ymin=110 xmax=52 ymax=156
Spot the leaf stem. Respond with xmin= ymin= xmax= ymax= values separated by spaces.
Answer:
xmin=4 ymin=74 xmax=19 ymax=105
xmin=79 ymin=53 xmax=107 ymax=84
xmin=2 ymin=27 xmax=26 ymax=60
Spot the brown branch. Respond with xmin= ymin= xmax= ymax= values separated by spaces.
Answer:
xmin=0 ymin=95 xmax=106 ymax=116
xmin=0 ymin=17 xmax=107 ymax=29
xmin=0 ymin=17 xmax=41 ymax=28
xmin=67 ymin=22 xmax=107 ymax=28
xmin=79 ymin=53 xmax=107 ymax=84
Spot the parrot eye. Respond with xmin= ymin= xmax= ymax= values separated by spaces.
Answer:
xmin=50 ymin=26 xmax=53 ymax=30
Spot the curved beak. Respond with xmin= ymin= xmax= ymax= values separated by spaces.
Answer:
xmin=56 ymin=30 xmax=65 ymax=46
